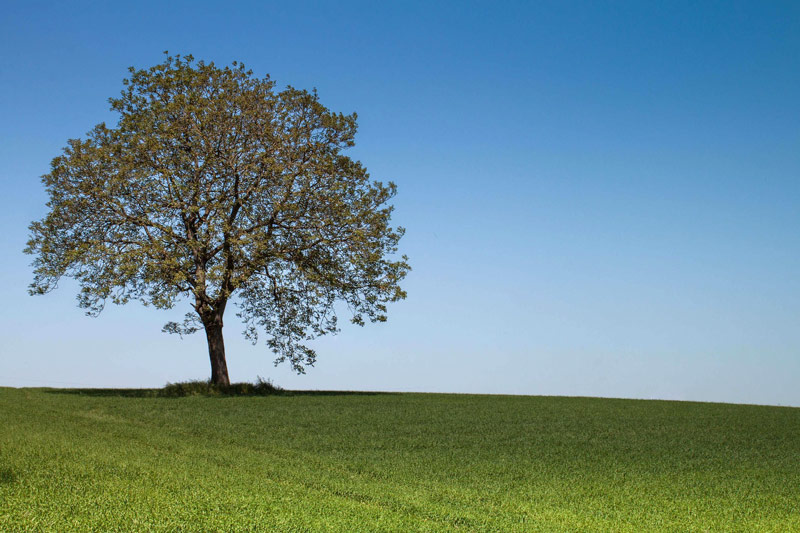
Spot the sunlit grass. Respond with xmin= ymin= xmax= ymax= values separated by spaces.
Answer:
xmin=1 ymin=387 xmax=798 ymax=531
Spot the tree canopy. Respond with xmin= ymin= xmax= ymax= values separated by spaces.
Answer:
xmin=26 ymin=54 xmax=409 ymax=385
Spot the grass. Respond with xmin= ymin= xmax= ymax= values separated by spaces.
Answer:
xmin=161 ymin=377 xmax=283 ymax=397
xmin=1 ymin=387 xmax=799 ymax=531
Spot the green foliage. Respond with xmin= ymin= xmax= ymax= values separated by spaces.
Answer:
xmin=25 ymin=53 xmax=409 ymax=373
xmin=2 ymin=388 xmax=799 ymax=531
xmin=160 ymin=377 xmax=282 ymax=397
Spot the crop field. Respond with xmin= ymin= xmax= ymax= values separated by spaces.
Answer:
xmin=1 ymin=387 xmax=799 ymax=531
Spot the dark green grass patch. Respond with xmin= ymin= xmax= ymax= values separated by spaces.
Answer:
xmin=161 ymin=377 xmax=283 ymax=397
xmin=1 ymin=388 xmax=799 ymax=531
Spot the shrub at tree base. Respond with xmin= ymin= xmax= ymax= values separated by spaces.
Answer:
xmin=161 ymin=377 xmax=283 ymax=397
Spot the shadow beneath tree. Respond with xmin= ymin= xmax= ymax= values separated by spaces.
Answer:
xmin=44 ymin=388 xmax=165 ymax=398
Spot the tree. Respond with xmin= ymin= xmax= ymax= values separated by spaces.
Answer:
xmin=26 ymin=54 xmax=409 ymax=386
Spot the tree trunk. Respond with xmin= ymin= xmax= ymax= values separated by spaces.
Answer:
xmin=204 ymin=317 xmax=230 ymax=386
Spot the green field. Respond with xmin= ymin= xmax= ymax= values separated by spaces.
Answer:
xmin=1 ymin=387 xmax=799 ymax=531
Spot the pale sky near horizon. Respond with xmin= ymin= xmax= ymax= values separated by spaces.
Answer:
xmin=2 ymin=1 xmax=799 ymax=406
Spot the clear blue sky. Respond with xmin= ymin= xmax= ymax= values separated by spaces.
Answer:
xmin=2 ymin=1 xmax=799 ymax=405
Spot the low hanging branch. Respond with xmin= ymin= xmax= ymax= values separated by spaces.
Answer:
xmin=26 ymin=53 xmax=409 ymax=385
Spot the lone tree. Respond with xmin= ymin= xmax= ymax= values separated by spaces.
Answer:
xmin=26 ymin=54 xmax=409 ymax=385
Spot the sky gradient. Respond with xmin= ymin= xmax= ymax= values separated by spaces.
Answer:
xmin=2 ymin=1 xmax=799 ymax=405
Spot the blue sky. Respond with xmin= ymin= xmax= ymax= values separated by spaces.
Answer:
xmin=2 ymin=1 xmax=799 ymax=405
